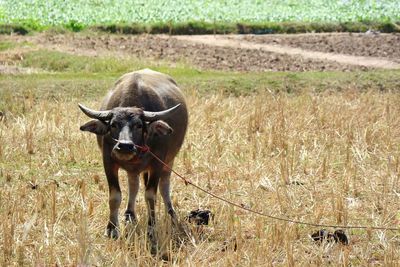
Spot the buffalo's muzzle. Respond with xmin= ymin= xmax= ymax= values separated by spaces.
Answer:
xmin=115 ymin=141 xmax=137 ymax=154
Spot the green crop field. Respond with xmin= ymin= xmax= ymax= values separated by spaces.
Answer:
xmin=0 ymin=0 xmax=400 ymax=34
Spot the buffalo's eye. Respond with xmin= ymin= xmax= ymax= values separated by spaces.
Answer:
xmin=110 ymin=122 xmax=118 ymax=129
xmin=136 ymin=123 xmax=143 ymax=129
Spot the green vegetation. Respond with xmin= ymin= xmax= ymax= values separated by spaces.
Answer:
xmin=0 ymin=41 xmax=13 ymax=51
xmin=1 ymin=0 xmax=399 ymax=34
xmin=21 ymin=50 xmax=143 ymax=74
xmin=0 ymin=40 xmax=34 ymax=51
xmin=93 ymin=20 xmax=400 ymax=35
xmin=2 ymin=0 xmax=399 ymax=25
xmin=2 ymin=20 xmax=400 ymax=35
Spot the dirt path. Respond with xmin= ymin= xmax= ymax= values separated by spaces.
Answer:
xmin=172 ymin=35 xmax=400 ymax=70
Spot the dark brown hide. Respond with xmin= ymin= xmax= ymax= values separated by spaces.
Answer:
xmin=79 ymin=69 xmax=188 ymax=251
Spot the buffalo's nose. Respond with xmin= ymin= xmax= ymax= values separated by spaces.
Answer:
xmin=116 ymin=141 xmax=136 ymax=153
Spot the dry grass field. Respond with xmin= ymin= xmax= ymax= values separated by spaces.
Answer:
xmin=1 ymin=34 xmax=400 ymax=266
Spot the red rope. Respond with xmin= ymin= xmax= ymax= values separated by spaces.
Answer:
xmin=135 ymin=144 xmax=400 ymax=231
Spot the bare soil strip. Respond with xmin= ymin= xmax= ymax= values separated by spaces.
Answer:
xmin=240 ymin=33 xmax=400 ymax=63
xmin=2 ymin=33 xmax=399 ymax=72
xmin=17 ymin=34 xmax=362 ymax=72
xmin=173 ymin=35 xmax=400 ymax=69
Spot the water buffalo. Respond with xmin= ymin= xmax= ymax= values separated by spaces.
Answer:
xmin=79 ymin=69 xmax=188 ymax=252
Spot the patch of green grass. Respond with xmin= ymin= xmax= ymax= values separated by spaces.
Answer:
xmin=0 ymin=40 xmax=34 ymax=51
xmin=1 ymin=69 xmax=399 ymax=107
xmin=21 ymin=50 xmax=145 ymax=74
xmin=0 ymin=41 xmax=14 ymax=51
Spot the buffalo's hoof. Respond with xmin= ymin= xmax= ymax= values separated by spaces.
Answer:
xmin=160 ymin=252 xmax=170 ymax=261
xmin=147 ymin=230 xmax=158 ymax=255
xmin=124 ymin=211 xmax=137 ymax=224
xmin=105 ymin=224 xmax=119 ymax=239
xmin=150 ymin=243 xmax=158 ymax=256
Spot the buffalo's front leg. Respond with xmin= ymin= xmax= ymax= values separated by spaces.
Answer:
xmin=144 ymin=170 xmax=160 ymax=254
xmin=125 ymin=172 xmax=140 ymax=223
xmin=103 ymin=153 xmax=121 ymax=239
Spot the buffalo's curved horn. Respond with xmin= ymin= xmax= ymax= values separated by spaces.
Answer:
xmin=78 ymin=103 xmax=112 ymax=121
xmin=143 ymin=104 xmax=181 ymax=122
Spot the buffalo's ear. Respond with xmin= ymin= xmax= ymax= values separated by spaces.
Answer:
xmin=148 ymin=120 xmax=173 ymax=137
xmin=80 ymin=120 xmax=109 ymax=135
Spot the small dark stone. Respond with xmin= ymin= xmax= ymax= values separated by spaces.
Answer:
xmin=186 ymin=209 xmax=212 ymax=225
xmin=333 ymin=230 xmax=349 ymax=245
xmin=311 ymin=229 xmax=329 ymax=243
xmin=311 ymin=229 xmax=349 ymax=245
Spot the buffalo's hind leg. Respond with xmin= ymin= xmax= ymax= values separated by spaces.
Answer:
xmin=159 ymin=167 xmax=178 ymax=225
xmin=159 ymin=164 xmax=194 ymax=245
xmin=144 ymin=170 xmax=160 ymax=254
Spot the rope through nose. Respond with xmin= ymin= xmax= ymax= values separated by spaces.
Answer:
xmin=134 ymin=144 xmax=150 ymax=153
